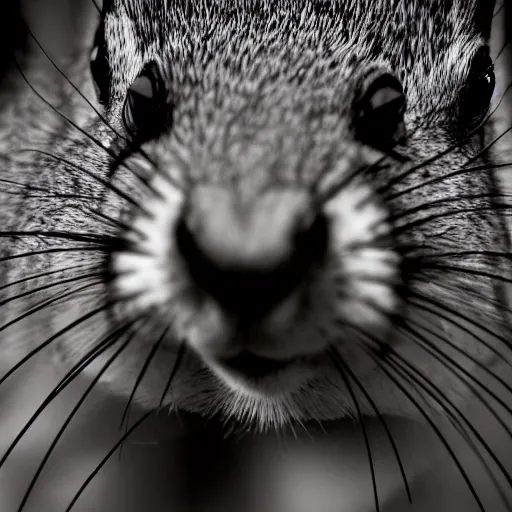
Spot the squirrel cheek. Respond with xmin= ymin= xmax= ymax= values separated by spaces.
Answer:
xmin=325 ymin=181 xmax=401 ymax=332
xmin=107 ymin=173 xmax=187 ymax=316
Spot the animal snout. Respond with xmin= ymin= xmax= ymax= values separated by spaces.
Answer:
xmin=175 ymin=185 xmax=329 ymax=324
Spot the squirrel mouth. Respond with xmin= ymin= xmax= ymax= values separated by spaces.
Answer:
xmin=221 ymin=351 xmax=293 ymax=379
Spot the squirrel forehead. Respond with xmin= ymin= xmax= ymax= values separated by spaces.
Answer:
xmin=102 ymin=0 xmax=494 ymax=72
xmin=101 ymin=0 xmax=494 ymax=117
xmin=105 ymin=0 xmax=494 ymax=45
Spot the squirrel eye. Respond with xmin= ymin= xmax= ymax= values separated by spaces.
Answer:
xmin=90 ymin=24 xmax=109 ymax=105
xmin=458 ymin=49 xmax=495 ymax=128
xmin=355 ymin=74 xmax=406 ymax=148
xmin=123 ymin=62 xmax=169 ymax=140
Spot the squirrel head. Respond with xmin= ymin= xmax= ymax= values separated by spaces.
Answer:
xmin=39 ymin=0 xmax=507 ymax=428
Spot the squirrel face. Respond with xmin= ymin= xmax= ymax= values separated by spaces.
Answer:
xmin=9 ymin=0 xmax=507 ymax=430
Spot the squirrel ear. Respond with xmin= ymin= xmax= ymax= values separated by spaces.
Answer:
xmin=473 ymin=0 xmax=496 ymax=39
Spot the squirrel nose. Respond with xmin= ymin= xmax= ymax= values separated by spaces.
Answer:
xmin=175 ymin=186 xmax=328 ymax=322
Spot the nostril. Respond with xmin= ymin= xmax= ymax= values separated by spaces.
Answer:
xmin=175 ymin=186 xmax=329 ymax=321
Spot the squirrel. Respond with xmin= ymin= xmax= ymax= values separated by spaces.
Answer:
xmin=1 ymin=0 xmax=512 ymax=510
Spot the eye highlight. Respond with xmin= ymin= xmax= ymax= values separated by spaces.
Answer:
xmin=122 ymin=62 xmax=170 ymax=141
xmin=457 ymin=46 xmax=495 ymax=129
xmin=354 ymin=73 xmax=406 ymax=149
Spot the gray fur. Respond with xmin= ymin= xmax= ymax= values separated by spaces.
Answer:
xmin=0 ymin=0 xmax=510 ymax=431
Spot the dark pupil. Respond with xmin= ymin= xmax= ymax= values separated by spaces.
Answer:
xmin=127 ymin=76 xmax=155 ymax=125
xmin=90 ymin=46 xmax=109 ymax=104
xmin=474 ymin=61 xmax=494 ymax=95
xmin=90 ymin=20 xmax=110 ymax=105
xmin=124 ymin=70 xmax=164 ymax=138
xmin=459 ymin=55 xmax=495 ymax=125
xmin=357 ymin=79 xmax=405 ymax=147
xmin=483 ymin=65 xmax=495 ymax=92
